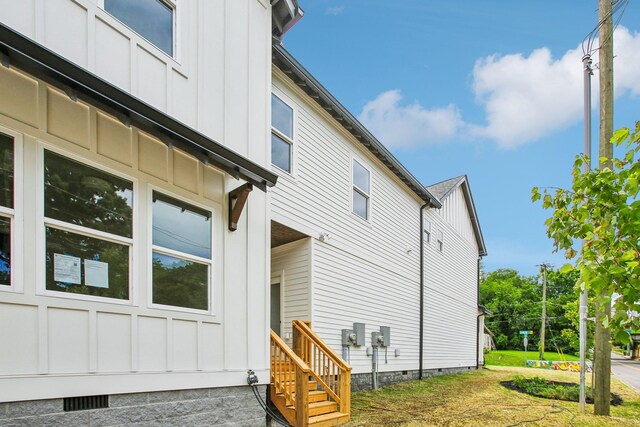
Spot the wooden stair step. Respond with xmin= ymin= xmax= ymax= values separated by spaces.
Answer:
xmin=309 ymin=411 xmax=350 ymax=426
xmin=288 ymin=389 xmax=328 ymax=403
xmin=308 ymin=400 xmax=338 ymax=416
xmin=308 ymin=390 xmax=328 ymax=402
xmin=279 ymin=380 xmax=318 ymax=391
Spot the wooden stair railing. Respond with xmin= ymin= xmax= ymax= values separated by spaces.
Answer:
xmin=292 ymin=320 xmax=352 ymax=419
xmin=270 ymin=330 xmax=311 ymax=426
xmin=270 ymin=322 xmax=352 ymax=426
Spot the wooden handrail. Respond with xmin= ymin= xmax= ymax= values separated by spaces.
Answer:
xmin=293 ymin=320 xmax=352 ymax=371
xmin=271 ymin=330 xmax=311 ymax=373
xmin=292 ymin=320 xmax=352 ymax=417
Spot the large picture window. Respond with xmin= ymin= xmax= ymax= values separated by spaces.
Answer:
xmin=352 ymin=159 xmax=371 ymax=220
xmin=152 ymin=191 xmax=212 ymax=311
xmin=44 ymin=150 xmax=133 ymax=300
xmin=0 ymin=133 xmax=14 ymax=287
xmin=271 ymin=94 xmax=294 ymax=173
xmin=104 ymin=0 xmax=174 ymax=56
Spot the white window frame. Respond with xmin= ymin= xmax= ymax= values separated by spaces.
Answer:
xmin=437 ymin=229 xmax=444 ymax=253
xmin=98 ymin=0 xmax=179 ymax=62
xmin=147 ymin=185 xmax=216 ymax=316
xmin=351 ymin=156 xmax=372 ymax=222
xmin=424 ymin=219 xmax=432 ymax=244
xmin=36 ymin=144 xmax=138 ymax=306
xmin=271 ymin=93 xmax=295 ymax=176
xmin=0 ymin=126 xmax=23 ymax=294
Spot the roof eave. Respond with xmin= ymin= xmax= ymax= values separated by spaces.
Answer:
xmin=0 ymin=23 xmax=277 ymax=191
xmin=272 ymin=44 xmax=440 ymax=208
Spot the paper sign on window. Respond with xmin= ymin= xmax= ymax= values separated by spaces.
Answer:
xmin=84 ymin=259 xmax=109 ymax=289
xmin=54 ymin=253 xmax=81 ymax=284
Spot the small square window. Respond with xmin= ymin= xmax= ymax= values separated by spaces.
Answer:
xmin=104 ymin=0 xmax=174 ymax=56
xmin=437 ymin=230 xmax=444 ymax=252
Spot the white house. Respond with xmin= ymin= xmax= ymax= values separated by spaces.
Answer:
xmin=268 ymin=43 xmax=487 ymax=392
xmin=0 ymin=0 xmax=487 ymax=425
xmin=0 ymin=0 xmax=303 ymax=425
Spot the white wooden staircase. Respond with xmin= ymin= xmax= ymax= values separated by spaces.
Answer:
xmin=270 ymin=321 xmax=351 ymax=427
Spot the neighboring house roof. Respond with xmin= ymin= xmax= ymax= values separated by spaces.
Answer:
xmin=272 ymin=43 xmax=441 ymax=208
xmin=427 ymin=175 xmax=487 ymax=256
xmin=0 ymin=22 xmax=278 ymax=192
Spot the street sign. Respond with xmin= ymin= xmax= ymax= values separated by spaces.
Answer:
xmin=519 ymin=330 xmax=535 ymax=335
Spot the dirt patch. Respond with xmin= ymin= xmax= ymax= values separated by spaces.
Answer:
xmin=501 ymin=380 xmax=624 ymax=406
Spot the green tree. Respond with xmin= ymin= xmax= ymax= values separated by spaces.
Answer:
xmin=481 ymin=268 xmax=583 ymax=355
xmin=532 ymin=123 xmax=640 ymax=346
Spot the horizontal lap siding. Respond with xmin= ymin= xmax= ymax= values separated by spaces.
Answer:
xmin=423 ymin=194 xmax=479 ymax=369
xmin=312 ymin=241 xmax=420 ymax=375
xmin=271 ymin=74 xmax=422 ymax=285
xmin=271 ymin=240 xmax=310 ymax=344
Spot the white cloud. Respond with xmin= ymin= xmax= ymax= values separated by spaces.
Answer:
xmin=357 ymin=27 xmax=640 ymax=150
xmin=358 ymin=90 xmax=465 ymax=149
xmin=325 ymin=6 xmax=344 ymax=15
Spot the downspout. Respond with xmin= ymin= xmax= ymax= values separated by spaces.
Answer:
xmin=419 ymin=203 xmax=428 ymax=380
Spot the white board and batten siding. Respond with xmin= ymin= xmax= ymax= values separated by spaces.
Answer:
xmin=0 ymin=0 xmax=273 ymax=402
xmin=0 ymin=0 xmax=272 ymax=160
xmin=422 ymin=187 xmax=480 ymax=369
xmin=271 ymin=71 xmax=427 ymax=375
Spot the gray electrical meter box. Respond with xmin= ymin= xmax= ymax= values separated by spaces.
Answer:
xmin=371 ymin=331 xmax=383 ymax=347
xmin=341 ymin=329 xmax=353 ymax=346
xmin=380 ymin=326 xmax=390 ymax=347
xmin=353 ymin=322 xmax=365 ymax=346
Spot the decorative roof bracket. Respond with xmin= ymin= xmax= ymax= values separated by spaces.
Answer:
xmin=228 ymin=183 xmax=253 ymax=231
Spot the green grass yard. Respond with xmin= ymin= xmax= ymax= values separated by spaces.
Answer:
xmin=485 ymin=350 xmax=581 ymax=367
xmin=346 ymin=366 xmax=640 ymax=426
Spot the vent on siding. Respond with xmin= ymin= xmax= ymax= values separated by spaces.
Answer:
xmin=63 ymin=395 xmax=109 ymax=412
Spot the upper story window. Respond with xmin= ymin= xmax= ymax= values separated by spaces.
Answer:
xmin=437 ymin=229 xmax=444 ymax=252
xmin=271 ymin=94 xmax=293 ymax=173
xmin=424 ymin=219 xmax=431 ymax=244
xmin=44 ymin=150 xmax=133 ymax=301
xmin=352 ymin=159 xmax=370 ymax=220
xmin=0 ymin=133 xmax=14 ymax=287
xmin=104 ymin=0 xmax=175 ymax=56
xmin=152 ymin=191 xmax=212 ymax=311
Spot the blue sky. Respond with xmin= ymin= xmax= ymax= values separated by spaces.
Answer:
xmin=282 ymin=1 xmax=640 ymax=276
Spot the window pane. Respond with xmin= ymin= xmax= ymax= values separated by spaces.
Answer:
xmin=45 ymin=151 xmax=133 ymax=238
xmin=353 ymin=189 xmax=369 ymax=220
xmin=46 ymin=227 xmax=129 ymax=300
xmin=0 ymin=133 xmax=13 ymax=209
xmin=153 ymin=252 xmax=208 ymax=310
xmin=271 ymin=133 xmax=292 ymax=173
xmin=105 ymin=0 xmax=173 ymax=55
xmin=0 ymin=217 xmax=9 ymax=286
xmin=272 ymin=94 xmax=293 ymax=139
xmin=152 ymin=192 xmax=211 ymax=259
xmin=353 ymin=160 xmax=370 ymax=193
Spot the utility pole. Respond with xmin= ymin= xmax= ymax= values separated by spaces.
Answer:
xmin=579 ymin=52 xmax=592 ymax=414
xmin=594 ymin=0 xmax=613 ymax=416
xmin=539 ymin=264 xmax=549 ymax=361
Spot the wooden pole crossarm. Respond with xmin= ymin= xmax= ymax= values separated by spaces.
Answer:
xmin=228 ymin=182 xmax=253 ymax=231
